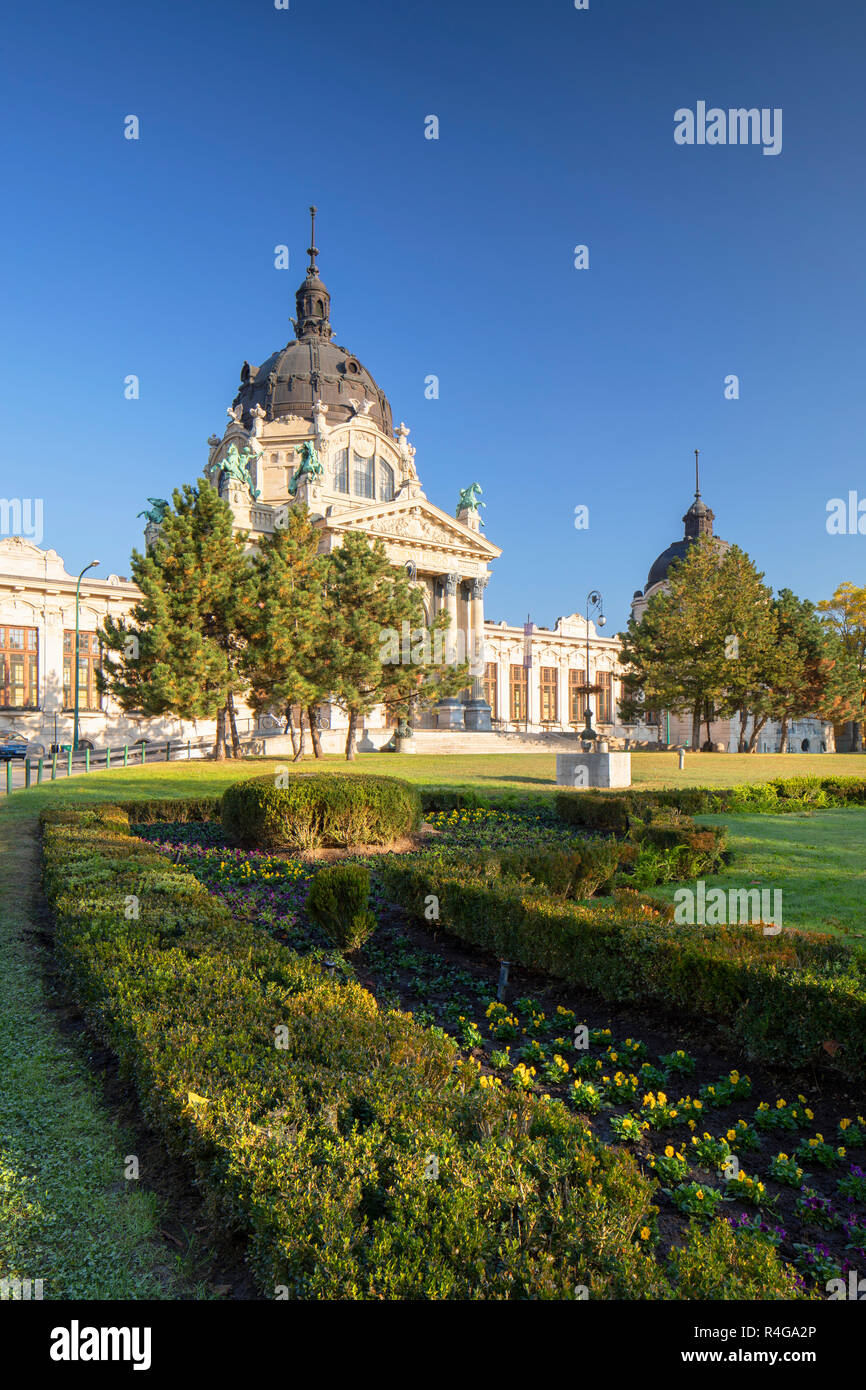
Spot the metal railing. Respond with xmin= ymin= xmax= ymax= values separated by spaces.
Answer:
xmin=3 ymin=736 xmax=215 ymax=795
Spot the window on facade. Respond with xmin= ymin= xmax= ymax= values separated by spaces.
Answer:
xmin=483 ymin=661 xmax=497 ymax=714
xmin=379 ymin=459 xmax=395 ymax=502
xmin=540 ymin=666 xmax=558 ymax=723
xmin=333 ymin=448 xmax=349 ymax=493
xmin=509 ymin=664 xmax=527 ymax=722
xmin=597 ymin=671 xmax=613 ymax=723
xmin=353 ymin=451 xmax=374 ymax=498
xmin=568 ymin=668 xmax=588 ymax=723
xmin=63 ymin=631 xmax=101 ymax=710
xmin=0 ymin=626 xmax=38 ymax=708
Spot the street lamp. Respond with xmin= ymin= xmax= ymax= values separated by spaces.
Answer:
xmin=582 ymin=589 xmax=605 ymax=747
xmin=73 ymin=561 xmax=99 ymax=751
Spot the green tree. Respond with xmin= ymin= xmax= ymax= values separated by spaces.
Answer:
xmin=99 ymin=481 xmax=254 ymax=758
xmin=322 ymin=531 xmax=467 ymax=759
xmin=241 ymin=505 xmax=329 ymax=759
xmin=764 ymin=589 xmax=859 ymax=752
xmin=618 ymin=540 xmax=774 ymax=748
xmin=818 ymin=582 xmax=866 ymax=750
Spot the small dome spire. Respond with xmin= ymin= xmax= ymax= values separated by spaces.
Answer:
xmin=294 ymin=205 xmax=332 ymax=341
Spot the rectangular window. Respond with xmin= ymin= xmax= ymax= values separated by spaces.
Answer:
xmin=353 ymin=451 xmax=374 ymax=498
xmin=597 ymin=671 xmax=613 ymax=724
xmin=333 ymin=448 xmax=349 ymax=493
xmin=509 ymin=664 xmax=527 ymax=722
xmin=0 ymin=625 xmax=38 ymax=707
xmin=483 ymin=661 xmax=497 ymax=714
xmin=540 ymin=666 xmax=558 ymax=723
xmin=568 ymin=668 xmax=587 ymax=723
xmin=63 ymin=630 xmax=101 ymax=710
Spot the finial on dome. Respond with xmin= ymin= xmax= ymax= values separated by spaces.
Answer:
xmin=694 ymin=447 xmax=701 ymax=499
xmin=307 ymin=205 xmax=318 ymax=275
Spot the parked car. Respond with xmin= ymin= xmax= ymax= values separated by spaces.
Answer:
xmin=0 ymin=735 xmax=45 ymax=761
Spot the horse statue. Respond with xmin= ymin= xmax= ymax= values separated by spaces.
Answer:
xmin=288 ymin=439 xmax=324 ymax=497
xmin=457 ymin=482 xmax=485 ymax=526
xmin=137 ymin=498 xmax=170 ymax=526
xmin=218 ymin=443 xmax=261 ymax=500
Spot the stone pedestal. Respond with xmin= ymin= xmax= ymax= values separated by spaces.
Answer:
xmin=556 ymin=751 xmax=632 ymax=789
xmin=436 ymin=698 xmax=465 ymax=730
xmin=463 ymin=699 xmax=492 ymax=732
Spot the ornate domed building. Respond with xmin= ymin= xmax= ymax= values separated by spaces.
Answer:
xmin=202 ymin=208 xmax=504 ymax=740
xmin=627 ymin=456 xmax=833 ymax=754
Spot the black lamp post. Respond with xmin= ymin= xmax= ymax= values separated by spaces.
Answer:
xmin=73 ymin=560 xmax=99 ymax=751
xmin=582 ymin=589 xmax=606 ymax=747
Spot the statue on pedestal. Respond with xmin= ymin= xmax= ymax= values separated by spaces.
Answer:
xmin=288 ymin=440 xmax=324 ymax=497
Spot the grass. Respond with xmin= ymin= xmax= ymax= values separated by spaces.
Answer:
xmin=655 ymin=808 xmax=866 ymax=941
xmin=3 ymin=750 xmax=866 ymax=826
xmin=0 ymin=816 xmax=206 ymax=1298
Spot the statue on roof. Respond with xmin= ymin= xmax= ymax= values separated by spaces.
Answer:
xmin=137 ymin=498 xmax=170 ymax=526
xmin=288 ymin=439 xmax=324 ymax=497
xmin=457 ymin=482 xmax=485 ymax=526
xmin=217 ymin=443 xmax=261 ymax=500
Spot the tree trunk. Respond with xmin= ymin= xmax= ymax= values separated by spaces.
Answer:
xmin=747 ymin=715 xmax=767 ymax=752
xmin=308 ymin=704 xmax=323 ymax=759
xmin=214 ymin=705 xmax=228 ymax=760
xmin=345 ymin=708 xmax=358 ymax=761
xmin=853 ymin=719 xmax=862 ymax=752
xmin=227 ymin=690 xmax=241 ymax=758
xmin=737 ymin=710 xmax=748 ymax=754
xmin=779 ymin=717 xmax=789 ymax=754
xmin=704 ymin=702 xmax=713 ymax=749
xmin=293 ymin=707 xmax=306 ymax=762
xmin=285 ymin=705 xmax=300 ymax=759
xmin=691 ymin=700 xmax=702 ymax=751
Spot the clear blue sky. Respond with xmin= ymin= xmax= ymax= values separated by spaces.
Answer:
xmin=2 ymin=0 xmax=864 ymax=632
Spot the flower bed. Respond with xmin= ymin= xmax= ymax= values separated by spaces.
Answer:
xmin=41 ymin=801 xmax=809 ymax=1299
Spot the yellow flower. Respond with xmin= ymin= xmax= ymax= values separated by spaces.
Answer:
xmin=840 ymin=1118 xmax=851 ymax=1130
xmin=640 ymin=1227 xmax=651 ymax=1240
xmin=696 ymin=1191 xmax=704 ymax=1200
xmin=664 ymin=1145 xmax=675 ymax=1158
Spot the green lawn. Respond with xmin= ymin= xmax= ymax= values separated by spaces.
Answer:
xmin=0 ymin=817 xmax=211 ymax=1298
xmin=3 ymin=749 xmax=866 ymax=825
xmin=650 ymin=807 xmax=866 ymax=940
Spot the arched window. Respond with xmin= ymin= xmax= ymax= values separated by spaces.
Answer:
xmin=379 ymin=459 xmax=395 ymax=501
xmin=333 ymin=448 xmax=349 ymax=493
xmin=353 ymin=451 xmax=374 ymax=498
xmin=315 ymin=299 xmax=324 ymax=316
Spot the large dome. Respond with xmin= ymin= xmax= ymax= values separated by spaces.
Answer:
xmin=231 ymin=209 xmax=393 ymax=435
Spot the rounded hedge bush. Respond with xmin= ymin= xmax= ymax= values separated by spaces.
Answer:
xmin=221 ymin=772 xmax=422 ymax=851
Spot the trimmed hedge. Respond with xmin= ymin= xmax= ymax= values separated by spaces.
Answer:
xmin=379 ymin=854 xmax=866 ymax=1080
xmin=220 ymin=773 xmax=422 ymax=851
xmin=38 ymin=804 xmax=804 ymax=1299
xmin=556 ymin=774 xmax=866 ymax=831
xmin=495 ymin=840 xmax=623 ymax=899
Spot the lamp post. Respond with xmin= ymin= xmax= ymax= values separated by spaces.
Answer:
xmin=73 ymin=561 xmax=99 ymax=751
xmin=582 ymin=589 xmax=606 ymax=747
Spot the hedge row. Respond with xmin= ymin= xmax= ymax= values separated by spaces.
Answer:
xmin=39 ymin=804 xmax=805 ymax=1298
xmin=556 ymin=775 xmax=866 ymax=832
xmin=378 ymin=853 xmax=866 ymax=1080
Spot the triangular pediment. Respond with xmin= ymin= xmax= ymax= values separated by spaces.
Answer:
xmin=323 ymin=496 xmax=502 ymax=560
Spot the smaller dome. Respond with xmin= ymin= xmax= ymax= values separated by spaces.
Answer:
xmin=646 ymin=539 xmax=690 ymax=590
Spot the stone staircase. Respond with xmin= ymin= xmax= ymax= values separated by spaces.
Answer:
xmin=402 ymin=729 xmax=593 ymax=755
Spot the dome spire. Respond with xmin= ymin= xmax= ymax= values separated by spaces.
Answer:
xmin=295 ymin=204 xmax=332 ymax=341
xmin=683 ymin=448 xmax=714 ymax=540
xmin=307 ymin=204 xmax=319 ymax=274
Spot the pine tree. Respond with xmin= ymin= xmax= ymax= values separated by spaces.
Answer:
xmin=241 ymin=504 xmax=328 ymax=760
xmin=99 ymin=481 xmax=254 ymax=758
xmin=322 ymin=531 xmax=467 ymax=759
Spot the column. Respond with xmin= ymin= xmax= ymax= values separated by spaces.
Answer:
xmin=435 ymin=572 xmax=465 ymax=729
xmin=464 ymin=576 xmax=491 ymax=731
